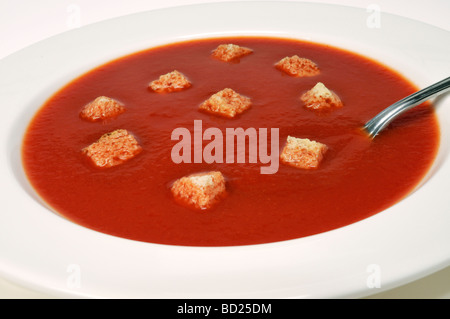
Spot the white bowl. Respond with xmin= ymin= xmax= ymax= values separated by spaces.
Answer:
xmin=0 ymin=1 xmax=449 ymax=298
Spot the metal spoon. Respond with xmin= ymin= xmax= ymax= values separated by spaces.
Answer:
xmin=363 ymin=76 xmax=450 ymax=138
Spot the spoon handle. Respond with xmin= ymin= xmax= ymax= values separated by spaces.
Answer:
xmin=364 ymin=76 xmax=450 ymax=138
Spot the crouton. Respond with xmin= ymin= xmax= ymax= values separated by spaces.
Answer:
xmin=212 ymin=44 xmax=253 ymax=62
xmin=280 ymin=136 xmax=328 ymax=169
xmin=79 ymin=96 xmax=125 ymax=121
xmin=199 ymin=88 xmax=251 ymax=118
xmin=149 ymin=70 xmax=191 ymax=93
xmin=300 ymin=82 xmax=343 ymax=110
xmin=275 ymin=55 xmax=320 ymax=77
xmin=171 ymin=171 xmax=226 ymax=210
xmin=82 ymin=129 xmax=142 ymax=168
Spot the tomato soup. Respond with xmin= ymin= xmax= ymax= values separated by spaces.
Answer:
xmin=22 ymin=37 xmax=439 ymax=246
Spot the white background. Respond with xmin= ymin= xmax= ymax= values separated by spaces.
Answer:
xmin=0 ymin=0 xmax=449 ymax=298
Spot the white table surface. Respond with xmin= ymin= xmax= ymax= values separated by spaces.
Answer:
xmin=0 ymin=0 xmax=449 ymax=299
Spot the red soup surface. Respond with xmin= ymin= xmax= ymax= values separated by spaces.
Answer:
xmin=22 ymin=37 xmax=439 ymax=247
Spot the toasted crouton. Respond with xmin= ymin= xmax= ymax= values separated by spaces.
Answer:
xmin=171 ymin=171 xmax=226 ymax=210
xmin=82 ymin=129 xmax=142 ymax=168
xmin=275 ymin=55 xmax=320 ymax=77
xmin=149 ymin=70 xmax=191 ymax=93
xmin=79 ymin=96 xmax=125 ymax=121
xmin=280 ymin=136 xmax=328 ymax=169
xmin=212 ymin=44 xmax=253 ymax=62
xmin=199 ymin=88 xmax=251 ymax=118
xmin=301 ymin=82 xmax=343 ymax=110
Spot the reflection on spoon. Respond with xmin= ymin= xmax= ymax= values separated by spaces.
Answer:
xmin=363 ymin=76 xmax=450 ymax=138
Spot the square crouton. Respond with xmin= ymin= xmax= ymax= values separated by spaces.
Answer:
xmin=280 ymin=136 xmax=328 ymax=169
xmin=199 ymin=88 xmax=251 ymax=118
xmin=171 ymin=171 xmax=226 ymax=210
xmin=79 ymin=96 xmax=125 ymax=121
xmin=82 ymin=129 xmax=142 ymax=168
xmin=300 ymin=82 xmax=343 ymax=110
xmin=149 ymin=70 xmax=191 ymax=93
xmin=211 ymin=44 xmax=253 ymax=62
xmin=275 ymin=55 xmax=320 ymax=77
